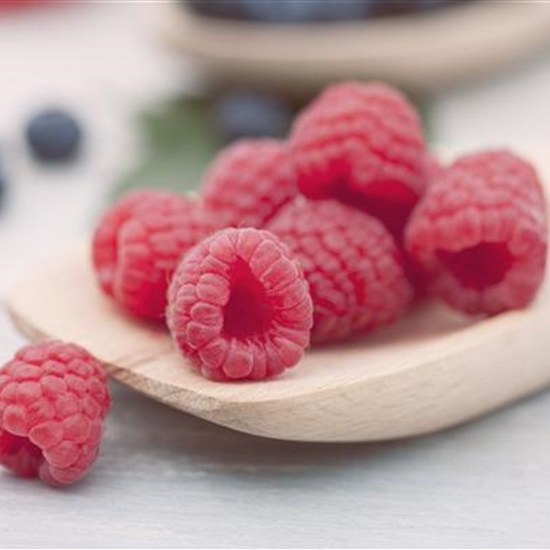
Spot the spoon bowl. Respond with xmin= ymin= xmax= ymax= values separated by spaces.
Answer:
xmin=5 ymin=243 xmax=550 ymax=442
xmin=5 ymin=151 xmax=550 ymax=442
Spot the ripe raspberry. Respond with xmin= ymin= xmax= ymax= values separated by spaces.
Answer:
xmin=92 ymin=190 xmax=218 ymax=320
xmin=201 ymin=139 xmax=297 ymax=228
xmin=93 ymin=190 xmax=166 ymax=295
xmin=423 ymin=152 xmax=443 ymax=184
xmin=167 ymin=227 xmax=313 ymax=381
xmin=405 ymin=150 xmax=548 ymax=315
xmin=289 ymin=81 xmax=426 ymax=239
xmin=403 ymin=153 xmax=445 ymax=294
xmin=0 ymin=341 xmax=110 ymax=486
xmin=267 ymin=199 xmax=414 ymax=343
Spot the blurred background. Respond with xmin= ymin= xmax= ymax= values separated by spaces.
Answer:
xmin=2 ymin=0 xmax=550 ymax=294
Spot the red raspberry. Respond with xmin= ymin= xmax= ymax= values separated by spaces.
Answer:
xmin=267 ymin=199 xmax=414 ymax=343
xmin=201 ymin=139 xmax=297 ymax=228
xmin=423 ymin=152 xmax=444 ymax=184
xmin=289 ymin=81 xmax=426 ymax=239
xmin=403 ymin=153 xmax=445 ymax=294
xmin=405 ymin=150 xmax=548 ymax=315
xmin=0 ymin=341 xmax=110 ymax=486
xmin=92 ymin=190 xmax=218 ymax=320
xmin=167 ymin=228 xmax=313 ymax=381
xmin=93 ymin=190 xmax=165 ymax=295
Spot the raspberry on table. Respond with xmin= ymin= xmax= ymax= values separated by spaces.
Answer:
xmin=92 ymin=190 xmax=219 ymax=320
xmin=405 ymin=150 xmax=548 ymax=315
xmin=289 ymin=81 xmax=427 ymax=240
xmin=267 ymin=199 xmax=414 ymax=343
xmin=167 ymin=227 xmax=313 ymax=381
xmin=201 ymin=139 xmax=297 ymax=228
xmin=0 ymin=341 xmax=110 ymax=486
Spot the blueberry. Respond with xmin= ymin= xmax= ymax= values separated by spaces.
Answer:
xmin=318 ymin=1 xmax=371 ymax=21
xmin=415 ymin=0 xmax=459 ymax=11
xmin=214 ymin=92 xmax=293 ymax=143
xmin=370 ymin=0 xmax=459 ymax=17
xmin=185 ymin=0 xmax=245 ymax=20
xmin=239 ymin=0 xmax=371 ymax=23
xmin=25 ymin=109 xmax=82 ymax=163
xmin=238 ymin=0 xmax=325 ymax=23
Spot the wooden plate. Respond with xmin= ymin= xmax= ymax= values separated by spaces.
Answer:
xmin=159 ymin=2 xmax=550 ymax=94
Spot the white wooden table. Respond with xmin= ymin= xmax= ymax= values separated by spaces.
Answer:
xmin=1 ymin=4 xmax=550 ymax=547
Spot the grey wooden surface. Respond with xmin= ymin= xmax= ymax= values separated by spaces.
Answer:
xmin=2 ymin=3 xmax=550 ymax=548
xmin=1 ymin=371 xmax=550 ymax=548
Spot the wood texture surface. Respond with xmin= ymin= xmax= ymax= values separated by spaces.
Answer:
xmin=160 ymin=2 xmax=550 ymax=94
xmin=5 ymin=147 xmax=550 ymax=442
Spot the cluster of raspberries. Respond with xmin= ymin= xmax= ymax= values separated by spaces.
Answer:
xmin=92 ymin=81 xmax=548 ymax=382
xmin=1 ymin=81 xmax=547 ymax=487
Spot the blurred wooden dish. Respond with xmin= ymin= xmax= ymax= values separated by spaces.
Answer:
xmin=159 ymin=2 xmax=550 ymax=93
xmin=5 ymin=148 xmax=550 ymax=443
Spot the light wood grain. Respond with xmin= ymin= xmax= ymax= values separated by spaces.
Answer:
xmin=5 ymin=145 xmax=550 ymax=443
xmin=159 ymin=2 xmax=550 ymax=94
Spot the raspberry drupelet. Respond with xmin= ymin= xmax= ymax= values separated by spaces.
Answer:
xmin=0 ymin=341 xmax=110 ymax=486
xmin=167 ymin=228 xmax=313 ymax=381
xmin=268 ymin=199 xmax=414 ymax=343
xmin=201 ymin=139 xmax=297 ymax=228
xmin=289 ymin=81 xmax=427 ymax=239
xmin=92 ymin=190 xmax=219 ymax=320
xmin=423 ymin=152 xmax=444 ymax=184
xmin=405 ymin=150 xmax=548 ymax=315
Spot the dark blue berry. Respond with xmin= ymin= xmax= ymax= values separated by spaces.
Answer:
xmin=185 ymin=0 xmax=245 ymax=19
xmin=186 ymin=0 xmax=460 ymax=22
xmin=415 ymin=0 xmax=458 ymax=10
xmin=238 ymin=0 xmax=372 ymax=23
xmin=371 ymin=0 xmax=459 ymax=17
xmin=238 ymin=0 xmax=325 ymax=23
xmin=214 ymin=92 xmax=293 ymax=143
xmin=318 ymin=0 xmax=371 ymax=21
xmin=25 ymin=109 xmax=82 ymax=163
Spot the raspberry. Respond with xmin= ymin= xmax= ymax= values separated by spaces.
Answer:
xmin=423 ymin=152 xmax=443 ymax=184
xmin=289 ymin=81 xmax=426 ymax=239
xmin=167 ymin=227 xmax=313 ymax=381
xmin=0 ymin=341 xmax=110 ymax=486
xmin=92 ymin=190 xmax=218 ymax=320
xmin=93 ymin=190 xmax=164 ymax=295
xmin=405 ymin=150 xmax=548 ymax=315
xmin=201 ymin=139 xmax=297 ymax=228
xmin=267 ymin=199 xmax=414 ymax=343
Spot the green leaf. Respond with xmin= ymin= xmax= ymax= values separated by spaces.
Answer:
xmin=112 ymin=97 xmax=220 ymax=200
xmin=111 ymin=92 xmax=434 ymax=201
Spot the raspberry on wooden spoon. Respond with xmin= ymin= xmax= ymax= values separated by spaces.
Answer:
xmin=167 ymin=227 xmax=313 ymax=381
xmin=405 ymin=150 xmax=548 ymax=315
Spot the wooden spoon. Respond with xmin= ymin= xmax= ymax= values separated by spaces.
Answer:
xmin=5 ymin=153 xmax=550 ymax=442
